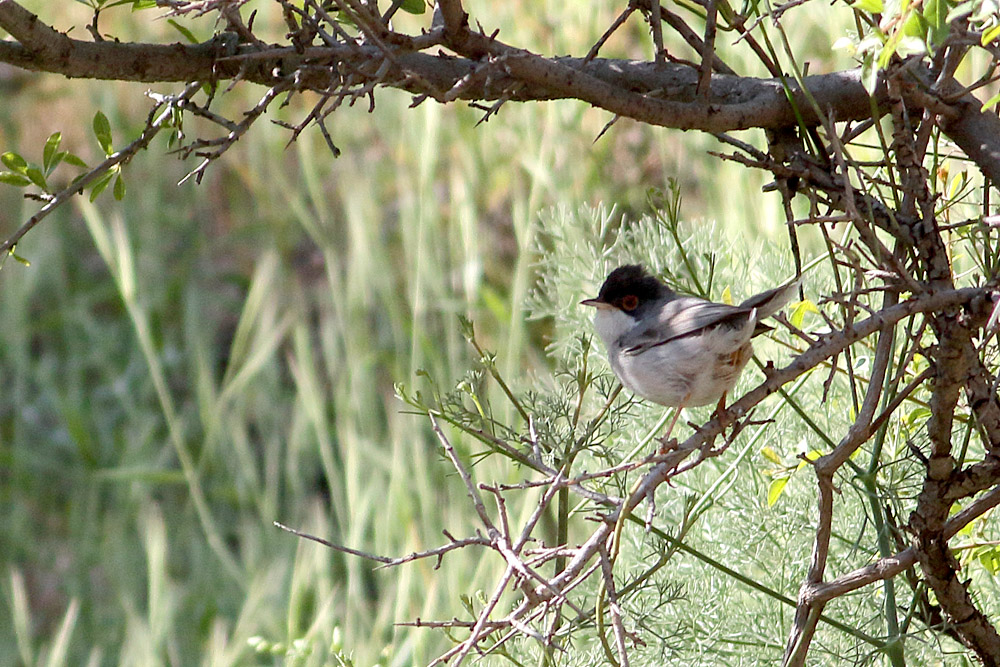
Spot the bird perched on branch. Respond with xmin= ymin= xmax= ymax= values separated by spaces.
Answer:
xmin=581 ymin=264 xmax=799 ymax=441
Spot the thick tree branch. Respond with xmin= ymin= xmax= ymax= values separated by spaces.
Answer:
xmin=0 ymin=0 xmax=883 ymax=132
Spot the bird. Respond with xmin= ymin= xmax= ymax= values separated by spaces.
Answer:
xmin=581 ymin=264 xmax=799 ymax=442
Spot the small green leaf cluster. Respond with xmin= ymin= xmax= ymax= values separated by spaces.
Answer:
xmin=837 ymin=0 xmax=998 ymax=93
xmin=0 ymin=133 xmax=86 ymax=192
xmin=90 ymin=111 xmax=127 ymax=201
xmin=0 ymin=110 xmax=128 ymax=203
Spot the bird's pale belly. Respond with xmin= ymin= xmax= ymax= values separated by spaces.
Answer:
xmin=611 ymin=336 xmax=754 ymax=407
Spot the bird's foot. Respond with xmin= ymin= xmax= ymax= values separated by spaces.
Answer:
xmin=656 ymin=435 xmax=679 ymax=456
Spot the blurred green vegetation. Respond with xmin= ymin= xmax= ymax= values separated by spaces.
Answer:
xmin=0 ymin=0 xmax=943 ymax=666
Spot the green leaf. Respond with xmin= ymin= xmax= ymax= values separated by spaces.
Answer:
xmin=43 ymin=132 xmax=62 ymax=171
xmin=89 ymin=170 xmax=114 ymax=202
xmin=2 ymin=151 xmax=27 ymax=173
xmin=398 ymin=0 xmax=426 ymax=14
xmin=903 ymin=406 xmax=932 ymax=428
xmin=982 ymin=90 xmax=1000 ymax=112
xmin=945 ymin=0 xmax=974 ymax=21
xmin=0 ymin=171 xmax=31 ymax=186
xmin=903 ymin=10 xmax=925 ymax=37
xmin=922 ymin=0 xmax=948 ymax=34
xmin=877 ymin=30 xmax=902 ymax=69
xmin=977 ymin=546 xmax=1000 ymax=574
xmin=25 ymin=167 xmax=47 ymax=190
xmin=852 ymin=0 xmax=883 ymax=13
xmin=113 ymin=173 xmax=126 ymax=200
xmin=167 ymin=19 xmax=199 ymax=44
xmin=767 ymin=477 xmax=790 ymax=507
xmin=63 ymin=152 xmax=88 ymax=168
xmin=982 ymin=23 xmax=1000 ymax=46
xmin=93 ymin=111 xmax=113 ymax=156
xmin=46 ymin=150 xmax=67 ymax=173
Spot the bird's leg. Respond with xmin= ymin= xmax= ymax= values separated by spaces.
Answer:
xmin=657 ymin=393 xmax=691 ymax=453
xmin=661 ymin=406 xmax=683 ymax=442
xmin=713 ymin=391 xmax=728 ymax=421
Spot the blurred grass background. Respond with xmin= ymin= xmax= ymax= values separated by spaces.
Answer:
xmin=0 ymin=1 xmax=859 ymax=665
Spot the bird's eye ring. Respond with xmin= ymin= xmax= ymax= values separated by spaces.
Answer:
xmin=621 ymin=294 xmax=639 ymax=311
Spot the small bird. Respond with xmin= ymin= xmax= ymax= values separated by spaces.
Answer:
xmin=581 ymin=264 xmax=799 ymax=440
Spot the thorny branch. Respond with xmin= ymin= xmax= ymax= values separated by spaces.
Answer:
xmin=4 ymin=0 xmax=1000 ymax=664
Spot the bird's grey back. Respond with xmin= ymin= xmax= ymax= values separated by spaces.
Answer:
xmin=620 ymin=297 xmax=755 ymax=353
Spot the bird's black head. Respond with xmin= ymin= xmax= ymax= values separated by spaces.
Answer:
xmin=582 ymin=264 xmax=673 ymax=316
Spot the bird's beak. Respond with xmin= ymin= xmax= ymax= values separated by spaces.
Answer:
xmin=580 ymin=298 xmax=610 ymax=309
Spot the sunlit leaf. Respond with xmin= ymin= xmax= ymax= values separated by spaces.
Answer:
xmin=767 ymin=477 xmax=790 ymax=507
xmin=948 ymin=171 xmax=967 ymax=199
xmin=977 ymin=546 xmax=1000 ymax=574
xmin=878 ymin=31 xmax=902 ymax=69
xmin=796 ymin=449 xmax=824 ymax=470
xmin=982 ymin=23 xmax=1000 ymax=46
xmin=945 ymin=0 xmax=974 ymax=21
xmin=852 ymin=0 xmax=883 ymax=12
xmin=789 ymin=299 xmax=819 ymax=328
xmin=1 ymin=151 xmax=27 ymax=173
xmin=721 ymin=285 xmax=733 ymax=305
xmin=982 ymin=91 xmax=1000 ymax=112
xmin=760 ymin=446 xmax=783 ymax=465
xmin=922 ymin=0 xmax=947 ymax=28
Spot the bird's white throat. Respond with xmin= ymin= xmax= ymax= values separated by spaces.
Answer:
xmin=592 ymin=308 xmax=637 ymax=351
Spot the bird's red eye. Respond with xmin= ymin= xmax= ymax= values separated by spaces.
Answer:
xmin=621 ymin=294 xmax=639 ymax=311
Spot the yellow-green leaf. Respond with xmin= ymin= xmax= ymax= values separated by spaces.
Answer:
xmin=796 ymin=449 xmax=824 ymax=470
xmin=768 ymin=477 xmax=790 ymax=507
xmin=982 ymin=91 xmax=1000 ymax=112
xmin=760 ymin=446 xmax=783 ymax=465
xmin=982 ymin=23 xmax=1000 ymax=46
xmin=852 ymin=0 xmax=883 ymax=13
xmin=721 ymin=285 xmax=733 ymax=305
xmin=790 ymin=299 xmax=820 ymax=328
xmin=978 ymin=547 xmax=1000 ymax=574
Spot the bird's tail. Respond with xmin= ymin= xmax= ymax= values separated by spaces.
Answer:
xmin=739 ymin=276 xmax=802 ymax=320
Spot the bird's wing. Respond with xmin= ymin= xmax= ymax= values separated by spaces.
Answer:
xmin=620 ymin=297 xmax=754 ymax=354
